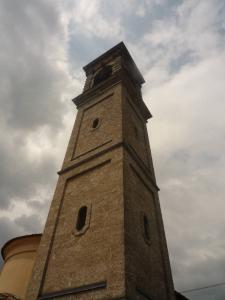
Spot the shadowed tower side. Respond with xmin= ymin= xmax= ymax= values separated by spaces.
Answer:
xmin=26 ymin=42 xmax=175 ymax=300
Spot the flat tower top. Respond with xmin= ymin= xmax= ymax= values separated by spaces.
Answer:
xmin=83 ymin=42 xmax=145 ymax=85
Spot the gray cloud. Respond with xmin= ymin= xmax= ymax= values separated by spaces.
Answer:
xmin=0 ymin=0 xmax=69 ymax=130
xmin=0 ymin=213 xmax=44 ymax=268
xmin=0 ymin=0 xmax=76 ymax=209
xmin=0 ymin=140 xmax=58 ymax=209
xmin=0 ymin=217 xmax=27 ymax=267
xmin=15 ymin=214 xmax=43 ymax=234
xmin=0 ymin=0 xmax=75 ymax=265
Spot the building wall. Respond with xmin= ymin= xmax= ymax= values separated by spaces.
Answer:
xmin=0 ymin=234 xmax=41 ymax=299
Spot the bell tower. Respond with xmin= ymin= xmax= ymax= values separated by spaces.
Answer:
xmin=26 ymin=42 xmax=175 ymax=300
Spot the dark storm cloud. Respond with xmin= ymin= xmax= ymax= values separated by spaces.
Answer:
xmin=0 ymin=0 xmax=74 ymax=261
xmin=185 ymin=286 xmax=225 ymax=300
xmin=0 ymin=0 xmax=69 ymax=130
xmin=15 ymin=214 xmax=43 ymax=234
xmin=0 ymin=142 xmax=58 ymax=209
xmin=0 ymin=218 xmax=24 ymax=248
xmin=0 ymin=0 xmax=74 ymax=208
xmin=0 ymin=217 xmax=25 ymax=266
xmin=0 ymin=214 xmax=43 ymax=267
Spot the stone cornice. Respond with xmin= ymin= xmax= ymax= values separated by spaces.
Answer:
xmin=58 ymin=141 xmax=159 ymax=191
xmin=72 ymin=70 xmax=151 ymax=121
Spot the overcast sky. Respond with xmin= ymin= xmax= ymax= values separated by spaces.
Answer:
xmin=0 ymin=0 xmax=225 ymax=299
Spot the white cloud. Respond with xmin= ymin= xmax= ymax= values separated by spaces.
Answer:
xmin=67 ymin=0 xmax=124 ymax=40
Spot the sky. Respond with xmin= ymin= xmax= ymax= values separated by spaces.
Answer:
xmin=0 ymin=0 xmax=225 ymax=299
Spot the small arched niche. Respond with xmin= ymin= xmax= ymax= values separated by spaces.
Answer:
xmin=140 ymin=212 xmax=151 ymax=245
xmin=91 ymin=117 xmax=101 ymax=130
xmin=76 ymin=206 xmax=87 ymax=231
xmin=74 ymin=205 xmax=91 ymax=236
xmin=143 ymin=214 xmax=150 ymax=241
xmin=93 ymin=65 xmax=112 ymax=87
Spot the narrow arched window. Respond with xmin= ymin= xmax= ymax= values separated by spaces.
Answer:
xmin=143 ymin=215 xmax=150 ymax=241
xmin=76 ymin=206 xmax=87 ymax=231
xmin=93 ymin=65 xmax=112 ymax=86
xmin=134 ymin=125 xmax=138 ymax=139
xmin=92 ymin=118 xmax=99 ymax=129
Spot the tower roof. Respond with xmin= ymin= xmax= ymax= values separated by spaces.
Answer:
xmin=83 ymin=42 xmax=145 ymax=85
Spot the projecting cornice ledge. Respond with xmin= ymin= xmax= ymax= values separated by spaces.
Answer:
xmin=72 ymin=71 xmax=151 ymax=122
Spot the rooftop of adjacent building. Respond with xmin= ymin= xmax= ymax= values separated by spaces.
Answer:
xmin=1 ymin=234 xmax=42 ymax=262
xmin=0 ymin=234 xmax=41 ymax=300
